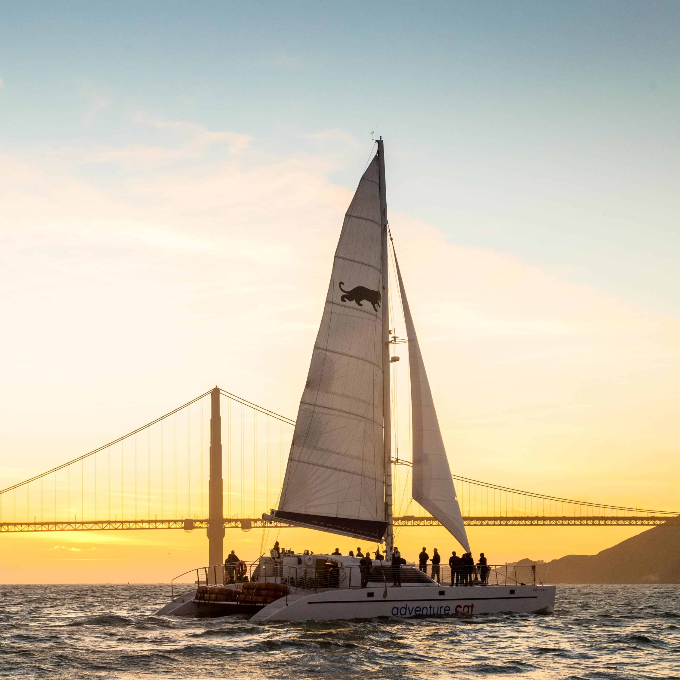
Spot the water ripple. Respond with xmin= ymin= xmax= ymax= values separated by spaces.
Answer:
xmin=0 ymin=584 xmax=677 ymax=679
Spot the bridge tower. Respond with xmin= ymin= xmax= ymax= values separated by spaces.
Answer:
xmin=207 ymin=387 xmax=224 ymax=574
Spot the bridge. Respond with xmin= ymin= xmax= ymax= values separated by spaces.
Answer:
xmin=2 ymin=387 xmax=676 ymax=559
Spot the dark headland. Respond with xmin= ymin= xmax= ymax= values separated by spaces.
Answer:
xmin=526 ymin=519 xmax=680 ymax=584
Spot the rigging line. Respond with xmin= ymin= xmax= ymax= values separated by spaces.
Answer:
xmin=388 ymin=227 xmax=412 ymax=516
xmin=362 ymin=140 xmax=378 ymax=173
xmin=0 ymin=389 xmax=213 ymax=495
xmin=218 ymin=389 xmax=295 ymax=426
xmin=397 ymin=467 xmax=411 ymax=518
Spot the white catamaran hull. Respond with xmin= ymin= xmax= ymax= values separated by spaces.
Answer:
xmin=160 ymin=584 xmax=555 ymax=622
xmin=251 ymin=584 xmax=555 ymax=622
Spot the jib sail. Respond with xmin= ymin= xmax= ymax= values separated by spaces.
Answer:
xmin=395 ymin=254 xmax=471 ymax=553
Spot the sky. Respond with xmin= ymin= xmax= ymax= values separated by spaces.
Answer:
xmin=1 ymin=1 xmax=679 ymax=583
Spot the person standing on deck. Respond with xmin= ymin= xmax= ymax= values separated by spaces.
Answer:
xmin=418 ymin=547 xmax=429 ymax=573
xmin=465 ymin=552 xmax=475 ymax=583
xmin=359 ymin=552 xmax=372 ymax=587
xmin=459 ymin=553 xmax=469 ymax=585
xmin=374 ymin=547 xmax=383 ymax=561
xmin=431 ymin=548 xmax=441 ymax=583
xmin=449 ymin=551 xmax=461 ymax=586
xmin=391 ymin=547 xmax=402 ymax=587
xmin=225 ymin=550 xmax=239 ymax=583
xmin=356 ymin=547 xmax=364 ymax=557
xmin=478 ymin=553 xmax=489 ymax=585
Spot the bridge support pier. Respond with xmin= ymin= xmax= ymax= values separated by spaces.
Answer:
xmin=207 ymin=387 xmax=224 ymax=583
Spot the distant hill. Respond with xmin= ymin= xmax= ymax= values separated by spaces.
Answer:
xmin=529 ymin=519 xmax=680 ymax=584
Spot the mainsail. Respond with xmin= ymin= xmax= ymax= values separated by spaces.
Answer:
xmin=395 ymin=255 xmax=471 ymax=552
xmin=268 ymin=155 xmax=388 ymax=541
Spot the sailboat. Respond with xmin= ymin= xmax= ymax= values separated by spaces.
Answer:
xmin=159 ymin=140 xmax=556 ymax=621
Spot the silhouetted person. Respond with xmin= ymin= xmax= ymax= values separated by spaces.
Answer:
xmin=349 ymin=550 xmax=355 ymax=557
xmin=359 ymin=552 xmax=372 ymax=587
xmin=459 ymin=553 xmax=470 ymax=585
xmin=418 ymin=547 xmax=429 ymax=573
xmin=332 ymin=548 xmax=342 ymax=556
xmin=374 ymin=547 xmax=384 ymax=561
xmin=449 ymin=551 xmax=462 ymax=585
xmin=270 ymin=541 xmax=281 ymax=558
xmin=391 ymin=547 xmax=402 ymax=587
xmin=465 ymin=552 xmax=475 ymax=584
xmin=477 ymin=552 xmax=489 ymax=585
xmin=431 ymin=548 xmax=441 ymax=583
xmin=225 ymin=549 xmax=239 ymax=583
xmin=356 ymin=546 xmax=364 ymax=557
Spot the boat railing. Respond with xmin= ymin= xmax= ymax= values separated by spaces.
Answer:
xmin=417 ymin=563 xmax=543 ymax=587
xmin=170 ymin=561 xmax=543 ymax=598
xmin=170 ymin=566 xmax=210 ymax=599
xmin=170 ymin=563 xmax=232 ymax=597
xmin=246 ymin=561 xmax=543 ymax=590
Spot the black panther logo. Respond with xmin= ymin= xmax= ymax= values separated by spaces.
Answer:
xmin=339 ymin=282 xmax=381 ymax=312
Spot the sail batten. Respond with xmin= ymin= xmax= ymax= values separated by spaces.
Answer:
xmin=271 ymin=154 xmax=387 ymax=540
xmin=394 ymin=253 xmax=471 ymax=553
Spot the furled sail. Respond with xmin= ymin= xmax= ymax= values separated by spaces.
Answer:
xmin=267 ymin=155 xmax=387 ymax=542
xmin=395 ymin=255 xmax=471 ymax=552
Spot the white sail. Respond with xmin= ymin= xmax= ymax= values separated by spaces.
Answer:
xmin=269 ymin=155 xmax=387 ymax=541
xmin=395 ymin=255 xmax=471 ymax=552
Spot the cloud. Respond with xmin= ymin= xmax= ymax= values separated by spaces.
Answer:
xmin=83 ymin=114 xmax=251 ymax=167
xmin=299 ymin=129 xmax=363 ymax=156
xmin=0 ymin=121 xmax=679 ymax=518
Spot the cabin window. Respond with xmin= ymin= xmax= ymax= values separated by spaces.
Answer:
xmin=510 ymin=589 xmax=515 ymax=594
xmin=367 ymin=592 xmax=374 ymax=597
xmin=439 ymin=590 xmax=445 ymax=595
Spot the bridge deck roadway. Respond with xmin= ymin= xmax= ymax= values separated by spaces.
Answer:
xmin=1 ymin=516 xmax=676 ymax=532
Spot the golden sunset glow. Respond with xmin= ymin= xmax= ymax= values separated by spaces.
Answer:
xmin=2 ymin=2 xmax=679 ymax=587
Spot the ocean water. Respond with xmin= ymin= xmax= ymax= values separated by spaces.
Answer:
xmin=0 ymin=584 xmax=678 ymax=679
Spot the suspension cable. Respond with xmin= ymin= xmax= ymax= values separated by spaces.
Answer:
xmin=0 ymin=389 xmax=213 ymax=495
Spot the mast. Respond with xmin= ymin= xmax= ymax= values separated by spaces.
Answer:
xmin=377 ymin=138 xmax=393 ymax=556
